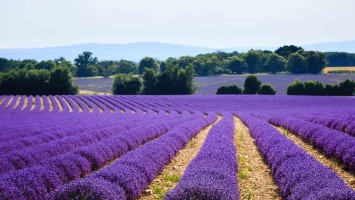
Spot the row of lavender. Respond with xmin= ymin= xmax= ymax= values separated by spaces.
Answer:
xmin=0 ymin=95 xmax=354 ymax=199
xmin=49 ymin=112 xmax=218 ymax=200
xmin=0 ymin=108 xmax=208 ymax=199
xmin=237 ymin=113 xmax=354 ymax=199
xmin=0 ymin=95 xmax=198 ymax=114
xmin=165 ymin=113 xmax=239 ymax=199
xmin=254 ymin=112 xmax=355 ymax=170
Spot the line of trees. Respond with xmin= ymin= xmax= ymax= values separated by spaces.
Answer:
xmin=2 ymin=45 xmax=354 ymax=79
xmin=112 ymin=64 xmax=195 ymax=95
xmin=0 ymin=66 xmax=78 ymax=95
xmin=287 ymin=79 xmax=354 ymax=96
xmin=216 ymin=75 xmax=276 ymax=95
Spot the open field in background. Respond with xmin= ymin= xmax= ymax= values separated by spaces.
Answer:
xmin=74 ymin=74 xmax=355 ymax=95
xmin=323 ymin=67 xmax=355 ymax=74
xmin=0 ymin=95 xmax=354 ymax=199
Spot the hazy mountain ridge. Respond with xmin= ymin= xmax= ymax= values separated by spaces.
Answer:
xmin=0 ymin=41 xmax=354 ymax=61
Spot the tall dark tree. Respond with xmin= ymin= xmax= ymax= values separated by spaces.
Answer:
xmin=228 ymin=57 xmax=247 ymax=74
xmin=74 ymin=51 xmax=98 ymax=77
xmin=303 ymin=51 xmax=327 ymax=74
xmin=264 ymin=53 xmax=286 ymax=73
xmin=337 ymin=79 xmax=355 ymax=96
xmin=138 ymin=57 xmax=159 ymax=74
xmin=243 ymin=50 xmax=263 ymax=73
xmin=24 ymin=69 xmax=50 ymax=95
xmin=275 ymin=45 xmax=304 ymax=58
xmin=142 ymin=69 xmax=158 ymax=94
xmin=286 ymin=53 xmax=309 ymax=74
xmin=0 ymin=58 xmax=9 ymax=72
xmin=243 ymin=75 xmax=261 ymax=94
xmin=112 ymin=74 xmax=141 ymax=95
xmin=48 ymin=67 xmax=78 ymax=95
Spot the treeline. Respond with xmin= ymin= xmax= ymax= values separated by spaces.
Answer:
xmin=2 ymin=45 xmax=354 ymax=79
xmin=112 ymin=65 xmax=195 ymax=95
xmin=216 ymin=75 xmax=276 ymax=95
xmin=0 ymin=66 xmax=78 ymax=95
xmin=216 ymin=77 xmax=354 ymax=96
xmin=0 ymin=55 xmax=78 ymax=95
xmin=324 ymin=52 xmax=355 ymax=66
xmin=287 ymin=79 xmax=354 ymax=96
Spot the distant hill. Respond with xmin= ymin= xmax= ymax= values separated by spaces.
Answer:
xmin=0 ymin=42 xmax=217 ymax=62
xmin=0 ymin=40 xmax=354 ymax=61
xmin=302 ymin=40 xmax=355 ymax=53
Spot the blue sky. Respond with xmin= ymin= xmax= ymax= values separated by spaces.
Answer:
xmin=0 ymin=0 xmax=354 ymax=48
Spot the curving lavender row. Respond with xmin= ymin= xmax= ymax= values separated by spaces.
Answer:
xmin=263 ymin=114 xmax=355 ymax=170
xmin=237 ymin=113 xmax=355 ymax=199
xmin=0 ymin=114 xmax=194 ymax=199
xmin=0 ymin=114 xmax=143 ymax=155
xmin=0 ymin=115 xmax=168 ymax=174
xmin=49 ymin=113 xmax=217 ymax=200
xmin=165 ymin=113 xmax=239 ymax=200
xmin=292 ymin=113 xmax=355 ymax=137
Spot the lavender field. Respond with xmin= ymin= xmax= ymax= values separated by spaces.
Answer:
xmin=0 ymin=95 xmax=354 ymax=199
xmin=74 ymin=74 xmax=355 ymax=94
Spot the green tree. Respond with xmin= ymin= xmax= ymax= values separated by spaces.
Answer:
xmin=48 ymin=66 xmax=78 ymax=95
xmin=24 ymin=69 xmax=50 ymax=95
xmin=55 ymin=57 xmax=77 ymax=76
xmin=258 ymin=84 xmax=276 ymax=95
xmin=175 ymin=65 xmax=196 ymax=94
xmin=34 ymin=60 xmax=56 ymax=70
xmin=243 ymin=75 xmax=261 ymax=94
xmin=303 ymin=51 xmax=327 ymax=74
xmin=286 ymin=53 xmax=309 ymax=74
xmin=287 ymin=80 xmax=305 ymax=95
xmin=74 ymin=51 xmax=98 ymax=77
xmin=0 ymin=66 xmax=77 ymax=95
xmin=97 ymin=60 xmax=116 ymax=78
xmin=0 ymin=58 xmax=9 ymax=72
xmin=216 ymin=85 xmax=242 ymax=94
xmin=303 ymin=81 xmax=324 ymax=95
xmin=243 ymin=50 xmax=263 ymax=73
xmin=138 ymin=57 xmax=159 ymax=74
xmin=112 ymin=74 xmax=142 ymax=95
xmin=117 ymin=60 xmax=137 ymax=74
xmin=142 ymin=69 xmax=158 ymax=94
xmin=228 ymin=57 xmax=247 ymax=74
xmin=337 ymin=79 xmax=355 ymax=96
xmin=142 ymin=64 xmax=195 ymax=95
xmin=275 ymin=45 xmax=304 ymax=58
xmin=264 ymin=53 xmax=286 ymax=73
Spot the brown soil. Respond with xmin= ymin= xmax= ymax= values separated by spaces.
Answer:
xmin=22 ymin=96 xmax=28 ymax=110
xmin=47 ymin=96 xmax=54 ymax=111
xmin=275 ymin=127 xmax=355 ymax=190
xmin=0 ymin=97 xmax=6 ymax=105
xmin=39 ymin=96 xmax=44 ymax=111
xmin=235 ymin=117 xmax=281 ymax=200
xmin=54 ymin=96 xmax=63 ymax=112
xmin=30 ymin=97 xmax=36 ymax=111
xmin=139 ymin=116 xmax=221 ymax=200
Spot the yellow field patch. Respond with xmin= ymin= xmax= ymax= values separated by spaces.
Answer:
xmin=323 ymin=66 xmax=355 ymax=74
